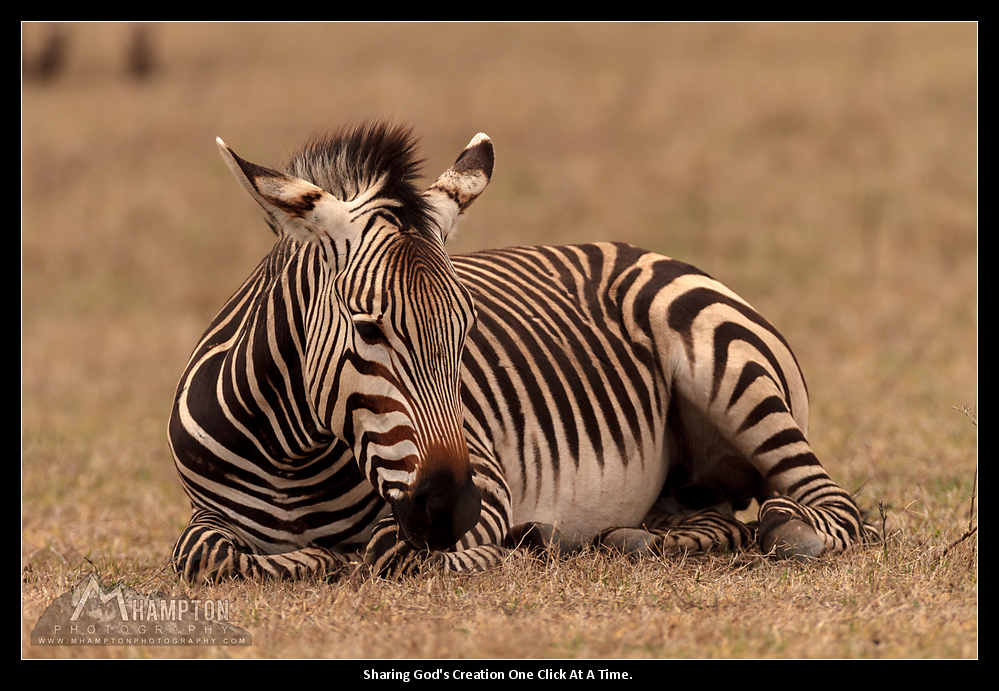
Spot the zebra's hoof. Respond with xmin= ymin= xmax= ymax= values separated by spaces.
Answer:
xmin=599 ymin=528 xmax=663 ymax=555
xmin=760 ymin=519 xmax=824 ymax=560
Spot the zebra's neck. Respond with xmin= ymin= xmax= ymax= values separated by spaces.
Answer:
xmin=203 ymin=239 xmax=341 ymax=463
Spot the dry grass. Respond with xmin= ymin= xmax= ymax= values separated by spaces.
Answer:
xmin=22 ymin=22 xmax=976 ymax=659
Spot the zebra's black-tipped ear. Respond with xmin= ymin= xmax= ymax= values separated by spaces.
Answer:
xmin=216 ymin=137 xmax=350 ymax=245
xmin=425 ymin=133 xmax=494 ymax=243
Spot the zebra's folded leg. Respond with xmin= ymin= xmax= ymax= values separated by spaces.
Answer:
xmin=438 ymin=544 xmax=509 ymax=572
xmin=172 ymin=510 xmax=351 ymax=582
xmin=595 ymin=527 xmax=664 ymax=555
xmin=359 ymin=517 xmax=438 ymax=580
xmin=360 ymin=516 xmax=513 ymax=579
xmin=172 ymin=521 xmax=238 ymax=582
xmin=597 ymin=509 xmax=754 ymax=557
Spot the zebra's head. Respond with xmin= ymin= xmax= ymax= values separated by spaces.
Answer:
xmin=216 ymin=123 xmax=492 ymax=552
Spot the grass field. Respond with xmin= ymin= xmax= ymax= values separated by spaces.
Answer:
xmin=22 ymin=23 xmax=976 ymax=659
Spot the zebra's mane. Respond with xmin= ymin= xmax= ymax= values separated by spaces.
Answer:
xmin=284 ymin=121 xmax=436 ymax=238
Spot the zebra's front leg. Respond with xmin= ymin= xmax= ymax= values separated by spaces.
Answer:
xmin=360 ymin=516 xmax=437 ymax=578
xmin=361 ymin=453 xmax=516 ymax=579
xmin=172 ymin=509 xmax=352 ymax=582
xmin=360 ymin=515 xmax=513 ymax=578
xmin=596 ymin=508 xmax=754 ymax=557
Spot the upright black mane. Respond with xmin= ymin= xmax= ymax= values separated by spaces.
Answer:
xmin=285 ymin=121 xmax=436 ymax=237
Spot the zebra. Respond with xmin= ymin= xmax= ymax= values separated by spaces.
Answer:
xmin=170 ymin=121 xmax=879 ymax=582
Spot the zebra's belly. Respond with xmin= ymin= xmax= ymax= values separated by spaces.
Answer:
xmin=506 ymin=449 xmax=669 ymax=545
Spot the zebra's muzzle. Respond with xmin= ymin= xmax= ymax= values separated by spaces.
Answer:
xmin=392 ymin=468 xmax=481 ymax=551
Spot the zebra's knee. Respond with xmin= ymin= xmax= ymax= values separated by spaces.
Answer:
xmin=171 ymin=528 xmax=236 ymax=582
xmin=359 ymin=517 xmax=434 ymax=580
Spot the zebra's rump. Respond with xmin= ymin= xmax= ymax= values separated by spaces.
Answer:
xmin=452 ymin=241 xmax=808 ymax=543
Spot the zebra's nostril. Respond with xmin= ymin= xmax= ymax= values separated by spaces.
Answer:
xmin=393 ymin=470 xmax=481 ymax=551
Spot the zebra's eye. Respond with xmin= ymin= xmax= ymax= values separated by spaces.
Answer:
xmin=352 ymin=316 xmax=384 ymax=342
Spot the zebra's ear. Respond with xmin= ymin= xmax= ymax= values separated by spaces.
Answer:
xmin=425 ymin=133 xmax=494 ymax=243
xmin=216 ymin=137 xmax=350 ymax=244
